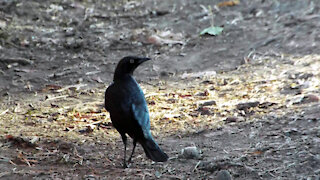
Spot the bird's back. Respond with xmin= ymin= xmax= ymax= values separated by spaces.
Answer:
xmin=105 ymin=75 xmax=150 ymax=140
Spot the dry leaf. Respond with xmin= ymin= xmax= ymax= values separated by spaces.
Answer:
xmin=218 ymin=0 xmax=240 ymax=7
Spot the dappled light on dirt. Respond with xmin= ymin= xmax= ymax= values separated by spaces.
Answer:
xmin=1 ymin=54 xmax=319 ymax=140
xmin=1 ymin=54 xmax=319 ymax=179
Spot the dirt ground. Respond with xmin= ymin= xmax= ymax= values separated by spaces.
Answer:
xmin=0 ymin=0 xmax=320 ymax=179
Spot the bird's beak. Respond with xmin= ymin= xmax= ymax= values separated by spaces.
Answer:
xmin=137 ymin=57 xmax=151 ymax=64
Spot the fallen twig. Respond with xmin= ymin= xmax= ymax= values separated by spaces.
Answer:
xmin=0 ymin=172 xmax=10 ymax=178
xmin=0 ymin=109 xmax=9 ymax=115
xmin=0 ymin=156 xmax=11 ymax=162
xmin=56 ymin=84 xmax=87 ymax=92
xmin=193 ymin=161 xmax=202 ymax=172
xmin=0 ymin=57 xmax=34 ymax=65
xmin=45 ymin=95 xmax=68 ymax=101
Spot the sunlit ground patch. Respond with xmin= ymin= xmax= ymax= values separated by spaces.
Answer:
xmin=0 ymin=54 xmax=319 ymax=143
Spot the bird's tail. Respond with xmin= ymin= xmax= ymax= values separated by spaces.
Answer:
xmin=140 ymin=137 xmax=168 ymax=162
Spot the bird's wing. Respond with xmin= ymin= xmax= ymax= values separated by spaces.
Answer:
xmin=131 ymin=102 xmax=151 ymax=137
xmin=104 ymin=83 xmax=114 ymax=112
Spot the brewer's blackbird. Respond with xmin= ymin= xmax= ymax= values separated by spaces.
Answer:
xmin=105 ymin=56 xmax=168 ymax=168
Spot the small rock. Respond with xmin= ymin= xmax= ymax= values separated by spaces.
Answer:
xmin=64 ymin=27 xmax=76 ymax=37
xmin=289 ymin=95 xmax=304 ymax=105
xmin=0 ymin=20 xmax=7 ymax=29
xmin=215 ymin=170 xmax=232 ymax=180
xmin=64 ymin=37 xmax=83 ymax=49
xmin=225 ymin=117 xmax=238 ymax=123
xmin=30 ymin=136 xmax=40 ymax=144
xmin=201 ymin=80 xmax=214 ymax=84
xmin=195 ymin=89 xmax=210 ymax=96
xmin=197 ymin=107 xmax=212 ymax=115
xmin=199 ymin=100 xmax=217 ymax=106
xmin=236 ymin=101 xmax=259 ymax=110
xmin=283 ymin=128 xmax=299 ymax=136
xmin=58 ymin=141 xmax=74 ymax=152
xmin=79 ymin=126 xmax=94 ymax=134
xmin=180 ymin=146 xmax=201 ymax=159
xmin=300 ymin=94 xmax=319 ymax=104
xmin=288 ymin=72 xmax=313 ymax=80
xmin=291 ymin=94 xmax=319 ymax=105
xmin=167 ymin=98 xmax=177 ymax=103
xmin=258 ymin=102 xmax=277 ymax=109
xmin=280 ymin=84 xmax=303 ymax=95
xmin=198 ymin=161 xmax=225 ymax=172
xmin=155 ymin=171 xmax=161 ymax=178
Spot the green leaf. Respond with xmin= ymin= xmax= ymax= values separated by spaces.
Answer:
xmin=200 ymin=26 xmax=223 ymax=36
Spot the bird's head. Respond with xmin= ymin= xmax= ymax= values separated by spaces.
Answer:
xmin=114 ymin=56 xmax=151 ymax=80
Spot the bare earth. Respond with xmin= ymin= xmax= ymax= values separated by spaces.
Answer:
xmin=0 ymin=0 xmax=320 ymax=179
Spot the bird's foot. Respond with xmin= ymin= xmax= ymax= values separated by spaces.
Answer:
xmin=122 ymin=161 xmax=132 ymax=169
xmin=123 ymin=163 xmax=128 ymax=169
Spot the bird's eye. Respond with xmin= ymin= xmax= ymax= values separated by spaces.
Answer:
xmin=130 ymin=59 xmax=134 ymax=64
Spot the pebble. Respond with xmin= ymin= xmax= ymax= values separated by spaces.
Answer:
xmin=0 ymin=20 xmax=6 ymax=29
xmin=225 ymin=117 xmax=238 ymax=123
xmin=215 ymin=170 xmax=232 ymax=180
xmin=291 ymin=94 xmax=319 ymax=105
xmin=236 ymin=101 xmax=259 ymax=110
xmin=199 ymin=100 xmax=217 ymax=106
xmin=300 ymin=94 xmax=319 ymax=104
xmin=180 ymin=146 xmax=201 ymax=159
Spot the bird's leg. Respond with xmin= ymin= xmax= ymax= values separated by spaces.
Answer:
xmin=127 ymin=139 xmax=137 ymax=163
xmin=121 ymin=134 xmax=128 ymax=168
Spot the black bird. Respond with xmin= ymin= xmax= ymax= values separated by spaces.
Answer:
xmin=105 ymin=56 xmax=168 ymax=168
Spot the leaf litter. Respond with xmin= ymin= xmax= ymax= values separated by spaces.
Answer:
xmin=0 ymin=54 xmax=319 ymax=178
xmin=0 ymin=53 xmax=319 ymax=141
